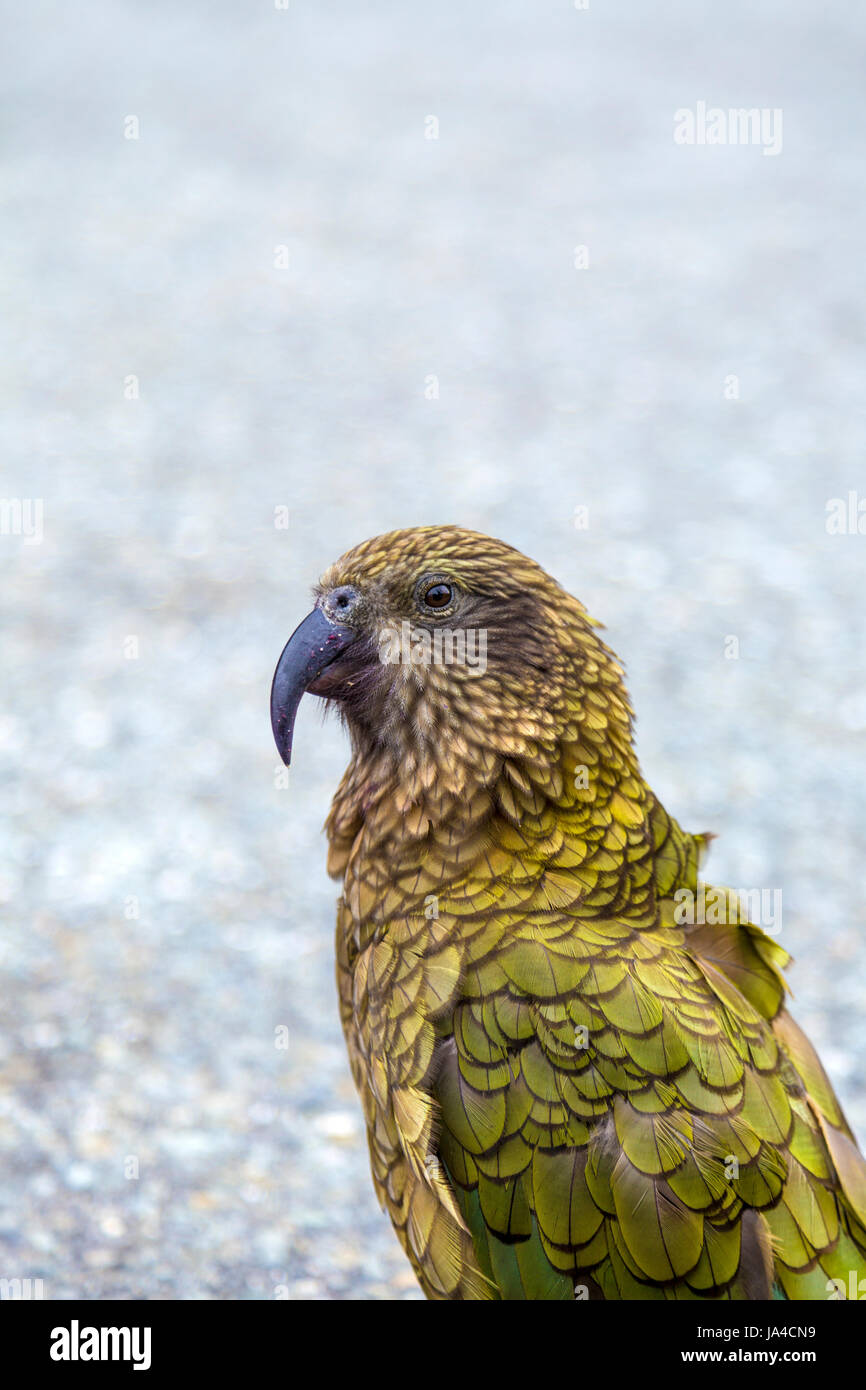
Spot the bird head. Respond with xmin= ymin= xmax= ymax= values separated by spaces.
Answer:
xmin=271 ymin=526 xmax=634 ymax=794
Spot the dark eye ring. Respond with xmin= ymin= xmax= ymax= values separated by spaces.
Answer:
xmin=421 ymin=582 xmax=453 ymax=610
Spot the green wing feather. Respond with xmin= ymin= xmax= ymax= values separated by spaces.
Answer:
xmin=430 ymin=817 xmax=866 ymax=1298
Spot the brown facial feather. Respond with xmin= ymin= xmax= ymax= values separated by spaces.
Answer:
xmin=312 ymin=525 xmax=630 ymax=790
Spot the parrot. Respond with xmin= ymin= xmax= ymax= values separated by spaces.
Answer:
xmin=270 ymin=524 xmax=866 ymax=1300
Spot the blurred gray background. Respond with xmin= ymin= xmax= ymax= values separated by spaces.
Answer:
xmin=1 ymin=0 xmax=864 ymax=1299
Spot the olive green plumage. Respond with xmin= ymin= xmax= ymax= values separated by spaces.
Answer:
xmin=275 ymin=525 xmax=866 ymax=1299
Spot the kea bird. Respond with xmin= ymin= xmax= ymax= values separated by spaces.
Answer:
xmin=270 ymin=525 xmax=866 ymax=1300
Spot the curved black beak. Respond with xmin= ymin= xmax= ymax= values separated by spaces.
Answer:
xmin=270 ymin=607 xmax=357 ymax=765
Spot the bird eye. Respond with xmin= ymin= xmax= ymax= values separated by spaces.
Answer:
xmin=421 ymin=582 xmax=453 ymax=610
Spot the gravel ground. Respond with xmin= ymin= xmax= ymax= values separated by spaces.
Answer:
xmin=1 ymin=2 xmax=864 ymax=1300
